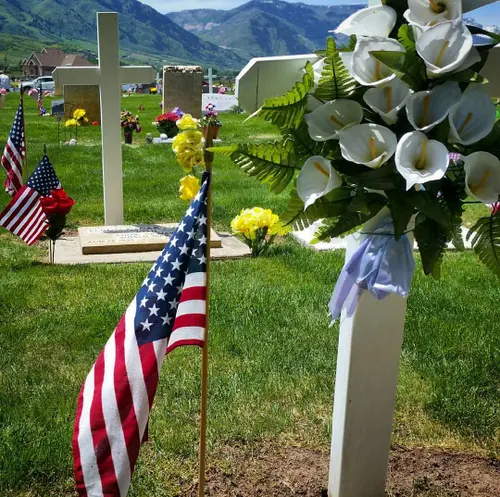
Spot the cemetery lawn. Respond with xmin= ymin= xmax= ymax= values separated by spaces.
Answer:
xmin=0 ymin=95 xmax=498 ymax=496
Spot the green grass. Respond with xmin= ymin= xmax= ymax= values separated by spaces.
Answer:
xmin=0 ymin=95 xmax=498 ymax=496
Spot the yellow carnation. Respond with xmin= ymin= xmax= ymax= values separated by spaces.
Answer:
xmin=176 ymin=114 xmax=199 ymax=131
xmin=65 ymin=118 xmax=79 ymax=127
xmin=73 ymin=108 xmax=86 ymax=120
xmin=177 ymin=147 xmax=205 ymax=172
xmin=179 ymin=175 xmax=201 ymax=201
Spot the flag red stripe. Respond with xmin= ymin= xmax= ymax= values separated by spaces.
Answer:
xmin=179 ymin=285 xmax=206 ymax=303
xmin=73 ymin=383 xmax=88 ymax=497
xmin=167 ymin=338 xmax=204 ymax=354
xmin=89 ymin=353 xmax=120 ymax=496
xmin=172 ymin=313 xmax=206 ymax=331
xmin=138 ymin=343 xmax=160 ymax=411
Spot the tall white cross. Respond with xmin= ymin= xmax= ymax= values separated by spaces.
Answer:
xmin=204 ymin=68 xmax=217 ymax=94
xmin=53 ymin=12 xmax=155 ymax=226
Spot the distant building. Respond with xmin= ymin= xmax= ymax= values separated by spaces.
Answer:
xmin=21 ymin=48 xmax=94 ymax=77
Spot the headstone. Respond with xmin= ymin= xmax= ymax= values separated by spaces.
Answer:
xmin=79 ymin=224 xmax=222 ymax=255
xmin=51 ymin=99 xmax=65 ymax=117
xmin=202 ymin=93 xmax=238 ymax=112
xmin=236 ymin=54 xmax=319 ymax=113
xmin=63 ymin=85 xmax=100 ymax=122
xmin=163 ymin=66 xmax=203 ymax=118
xmin=52 ymin=12 xmax=156 ymax=226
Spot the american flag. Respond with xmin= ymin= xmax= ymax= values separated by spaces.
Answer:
xmin=0 ymin=154 xmax=61 ymax=245
xmin=73 ymin=173 xmax=210 ymax=497
xmin=1 ymin=98 xmax=25 ymax=195
xmin=37 ymin=85 xmax=43 ymax=114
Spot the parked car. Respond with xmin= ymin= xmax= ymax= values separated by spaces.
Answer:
xmin=22 ymin=76 xmax=55 ymax=91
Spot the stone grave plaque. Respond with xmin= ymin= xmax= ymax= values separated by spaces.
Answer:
xmin=64 ymin=85 xmax=100 ymax=122
xmin=163 ymin=66 xmax=203 ymax=118
xmin=51 ymin=99 xmax=64 ymax=117
xmin=79 ymin=224 xmax=221 ymax=255
xmin=202 ymin=93 xmax=238 ymax=112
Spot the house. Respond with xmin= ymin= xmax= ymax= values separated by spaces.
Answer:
xmin=21 ymin=48 xmax=94 ymax=78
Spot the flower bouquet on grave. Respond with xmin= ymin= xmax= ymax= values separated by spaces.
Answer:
xmin=231 ymin=207 xmax=290 ymax=256
xmin=211 ymin=0 xmax=500 ymax=315
xmin=73 ymin=108 xmax=89 ymax=126
xmin=121 ymin=111 xmax=141 ymax=144
xmin=156 ymin=112 xmax=181 ymax=138
xmin=200 ymin=104 xmax=222 ymax=139
xmin=40 ymin=189 xmax=76 ymax=264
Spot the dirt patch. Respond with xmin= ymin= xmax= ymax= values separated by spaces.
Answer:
xmin=185 ymin=444 xmax=499 ymax=497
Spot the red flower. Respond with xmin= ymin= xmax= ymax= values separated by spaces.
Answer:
xmin=92 ymin=121 xmax=99 ymax=126
xmin=40 ymin=196 xmax=58 ymax=216
xmin=156 ymin=113 xmax=179 ymax=123
xmin=57 ymin=197 xmax=75 ymax=214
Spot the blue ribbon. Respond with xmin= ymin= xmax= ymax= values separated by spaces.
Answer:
xmin=329 ymin=222 xmax=415 ymax=323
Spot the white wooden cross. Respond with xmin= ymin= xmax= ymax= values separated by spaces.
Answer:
xmin=204 ymin=68 xmax=217 ymax=94
xmin=52 ymin=12 xmax=155 ymax=226
xmin=236 ymin=1 xmax=498 ymax=495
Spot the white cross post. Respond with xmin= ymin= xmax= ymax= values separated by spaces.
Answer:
xmin=52 ymin=12 xmax=155 ymax=226
xmin=204 ymin=68 xmax=217 ymax=94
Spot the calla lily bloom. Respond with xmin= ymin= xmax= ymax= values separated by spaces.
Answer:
xmin=416 ymin=20 xmax=473 ymax=77
xmin=363 ymin=78 xmax=412 ymax=125
xmin=404 ymin=0 xmax=461 ymax=27
xmin=448 ymin=86 xmax=496 ymax=146
xmin=406 ymin=81 xmax=461 ymax=132
xmin=304 ymin=100 xmax=364 ymax=141
xmin=297 ymin=156 xmax=343 ymax=209
xmin=338 ymin=123 xmax=397 ymax=169
xmin=333 ymin=5 xmax=397 ymax=38
xmin=395 ymin=131 xmax=449 ymax=190
xmin=351 ymin=36 xmax=405 ymax=87
xmin=463 ymin=152 xmax=500 ymax=204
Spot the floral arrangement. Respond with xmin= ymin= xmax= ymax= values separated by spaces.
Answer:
xmin=172 ymin=114 xmax=205 ymax=172
xmin=92 ymin=121 xmax=99 ymax=126
xmin=231 ymin=207 xmax=290 ymax=256
xmin=200 ymin=104 xmax=222 ymax=128
xmin=40 ymin=188 xmax=75 ymax=264
xmin=121 ymin=111 xmax=141 ymax=132
xmin=0 ymin=88 xmax=7 ymax=95
xmin=156 ymin=112 xmax=180 ymax=136
xmin=214 ymin=0 xmax=500 ymax=278
xmin=73 ymin=108 xmax=88 ymax=125
xmin=149 ymin=87 xmax=158 ymax=94
xmin=179 ymin=175 xmax=201 ymax=201
xmin=65 ymin=119 xmax=79 ymax=128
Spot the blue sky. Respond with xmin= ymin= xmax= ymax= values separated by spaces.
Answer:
xmin=141 ymin=0 xmax=500 ymax=26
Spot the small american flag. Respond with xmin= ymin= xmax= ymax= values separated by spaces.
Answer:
xmin=1 ymin=98 xmax=25 ymax=195
xmin=0 ymin=154 xmax=61 ymax=245
xmin=73 ymin=173 xmax=210 ymax=497
xmin=37 ymin=86 xmax=43 ymax=114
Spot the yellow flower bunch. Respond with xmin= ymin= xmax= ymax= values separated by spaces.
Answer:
xmin=73 ymin=108 xmax=87 ymax=121
xmin=172 ymin=124 xmax=204 ymax=172
xmin=231 ymin=207 xmax=290 ymax=256
xmin=65 ymin=118 xmax=80 ymax=127
xmin=176 ymin=114 xmax=199 ymax=131
xmin=179 ymin=175 xmax=201 ymax=201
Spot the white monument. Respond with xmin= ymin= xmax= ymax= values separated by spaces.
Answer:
xmin=52 ymin=12 xmax=155 ymax=226
xmin=235 ymin=1 xmax=500 ymax=496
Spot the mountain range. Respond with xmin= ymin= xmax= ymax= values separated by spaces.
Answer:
xmin=167 ymin=1 xmax=364 ymax=59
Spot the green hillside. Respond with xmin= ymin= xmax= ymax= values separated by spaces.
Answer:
xmin=0 ymin=0 xmax=246 ymax=72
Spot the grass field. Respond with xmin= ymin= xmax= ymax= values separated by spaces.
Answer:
xmin=0 ymin=94 xmax=498 ymax=496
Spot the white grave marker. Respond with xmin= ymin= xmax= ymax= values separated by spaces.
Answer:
xmin=204 ymin=68 xmax=217 ymax=94
xmin=236 ymin=1 xmax=499 ymax=495
xmin=52 ymin=12 xmax=155 ymax=226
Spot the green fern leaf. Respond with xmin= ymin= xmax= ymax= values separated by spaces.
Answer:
xmin=255 ymin=61 xmax=314 ymax=129
xmin=216 ymin=141 xmax=301 ymax=194
xmin=398 ymin=24 xmax=416 ymax=53
xmin=467 ymin=214 xmax=500 ymax=278
xmin=314 ymin=37 xmax=357 ymax=102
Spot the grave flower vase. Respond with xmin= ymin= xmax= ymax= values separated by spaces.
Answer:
xmin=124 ymin=129 xmax=133 ymax=144
xmin=203 ymin=126 xmax=220 ymax=139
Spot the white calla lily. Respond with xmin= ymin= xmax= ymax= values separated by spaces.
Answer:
xmin=395 ymin=131 xmax=449 ymax=190
xmin=304 ymin=100 xmax=363 ymax=141
xmin=363 ymin=78 xmax=412 ymax=125
xmin=454 ymin=46 xmax=481 ymax=73
xmin=351 ymin=36 xmax=405 ymax=87
xmin=448 ymin=86 xmax=496 ymax=146
xmin=416 ymin=20 xmax=473 ymax=77
xmin=463 ymin=152 xmax=500 ymax=204
xmin=338 ymin=123 xmax=397 ymax=169
xmin=404 ymin=0 xmax=461 ymax=27
xmin=297 ymin=156 xmax=343 ymax=209
xmin=334 ymin=5 xmax=397 ymax=38
xmin=406 ymin=81 xmax=461 ymax=132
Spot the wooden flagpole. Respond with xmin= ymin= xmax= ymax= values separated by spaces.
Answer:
xmin=198 ymin=125 xmax=214 ymax=497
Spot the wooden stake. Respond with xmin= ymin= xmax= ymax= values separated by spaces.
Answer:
xmin=198 ymin=125 xmax=214 ymax=497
